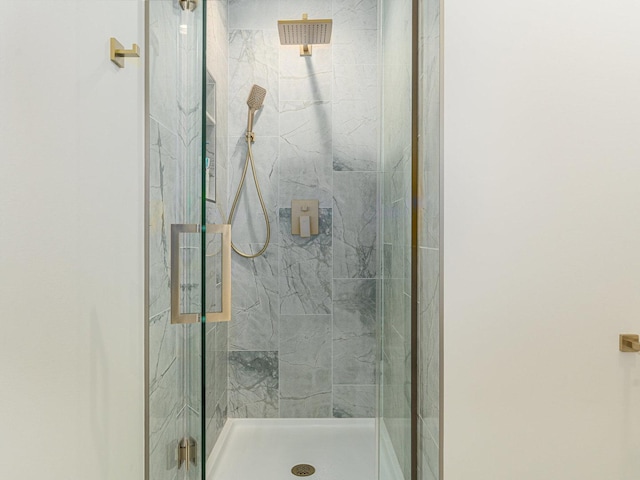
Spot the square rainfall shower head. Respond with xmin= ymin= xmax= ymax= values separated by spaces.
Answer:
xmin=278 ymin=14 xmax=333 ymax=56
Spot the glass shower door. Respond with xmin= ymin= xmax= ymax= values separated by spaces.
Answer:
xmin=148 ymin=2 xmax=226 ymax=479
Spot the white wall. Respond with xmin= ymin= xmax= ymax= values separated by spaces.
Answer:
xmin=443 ymin=1 xmax=640 ymax=478
xmin=0 ymin=1 xmax=145 ymax=478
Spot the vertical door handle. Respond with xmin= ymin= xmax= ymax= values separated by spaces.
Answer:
xmin=170 ymin=224 xmax=231 ymax=324
xmin=170 ymin=224 xmax=200 ymax=324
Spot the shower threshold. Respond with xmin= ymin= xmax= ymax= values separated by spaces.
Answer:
xmin=206 ymin=418 xmax=385 ymax=480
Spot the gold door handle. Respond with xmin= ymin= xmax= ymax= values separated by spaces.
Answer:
xmin=110 ymin=37 xmax=140 ymax=68
xmin=170 ymin=224 xmax=200 ymax=325
xmin=619 ymin=334 xmax=640 ymax=352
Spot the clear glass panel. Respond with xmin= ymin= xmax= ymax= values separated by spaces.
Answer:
xmin=148 ymin=1 xmax=204 ymax=479
xmin=204 ymin=233 xmax=223 ymax=315
xmin=418 ymin=0 xmax=441 ymax=478
xmin=202 ymin=0 xmax=229 ymax=469
xmin=379 ymin=0 xmax=414 ymax=478
xmin=149 ymin=0 xmax=420 ymax=479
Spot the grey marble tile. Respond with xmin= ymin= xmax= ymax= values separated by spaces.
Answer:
xmin=280 ymin=43 xmax=332 ymax=102
xmin=333 ymin=385 xmax=375 ymax=418
xmin=228 ymin=351 xmax=279 ymax=418
xmin=382 ymin=201 xmax=407 ymax=280
xmin=333 ymin=64 xmax=377 ymax=103
xmin=382 ymin=63 xmax=412 ymax=164
xmin=205 ymin=323 xmax=228 ymax=442
xmin=383 ymin=278 xmax=405 ymax=356
xmin=419 ymin=417 xmax=440 ymax=480
xmin=203 ymin=233 xmax=223 ymax=314
xmin=206 ymin=401 xmax=227 ymax=459
xmin=149 ymin=311 xmax=178 ymax=405
xmin=381 ymin=0 xmax=412 ymax=67
xmin=333 ymin=279 xmax=376 ymax=385
xmin=149 ymin=411 xmax=179 ymax=480
xmin=148 ymin=345 xmax=179 ymax=480
xmin=185 ymin=325 xmax=203 ymax=415
xmin=382 ymin=315 xmax=408 ymax=388
xmin=280 ymin=315 xmax=332 ymax=417
xmin=229 ymin=0 xmax=279 ymax=30
xmin=229 ymin=30 xmax=280 ymax=138
xmin=333 ymin=172 xmax=378 ymax=278
xmin=333 ymin=29 xmax=378 ymax=66
xmin=229 ymin=243 xmax=279 ymax=351
xmin=419 ymin=248 xmax=440 ymax=425
xmin=332 ymin=0 xmax=378 ymax=31
xmin=279 ymin=100 xmax=333 ymax=207
xmin=149 ymin=119 xmax=180 ymax=318
xmin=205 ymin=0 xmax=230 ymax=216
xmin=382 ymin=383 xmax=411 ymax=479
xmin=404 ymin=239 xmax=412 ymax=296
xmin=149 ymin=0 xmax=179 ymax=132
xmin=279 ymin=0 xmax=331 ymax=20
xmin=332 ymin=101 xmax=378 ymax=172
xmin=227 ymin=135 xmax=279 ymax=245
xmin=419 ymin=4 xmax=440 ymax=251
xmin=279 ymin=208 xmax=333 ymax=315
xmin=212 ymin=322 xmax=228 ymax=430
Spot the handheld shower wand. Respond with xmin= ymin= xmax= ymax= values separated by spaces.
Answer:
xmin=246 ymin=84 xmax=266 ymax=136
xmin=227 ymin=85 xmax=271 ymax=259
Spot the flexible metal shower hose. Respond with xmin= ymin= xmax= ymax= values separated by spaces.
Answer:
xmin=226 ymin=132 xmax=271 ymax=258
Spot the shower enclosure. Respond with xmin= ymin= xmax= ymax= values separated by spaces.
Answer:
xmin=146 ymin=0 xmax=430 ymax=479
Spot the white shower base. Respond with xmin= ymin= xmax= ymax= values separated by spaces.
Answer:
xmin=206 ymin=418 xmax=403 ymax=480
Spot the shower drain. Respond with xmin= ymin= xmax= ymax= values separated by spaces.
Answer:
xmin=291 ymin=464 xmax=316 ymax=476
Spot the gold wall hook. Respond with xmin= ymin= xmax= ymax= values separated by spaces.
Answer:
xmin=619 ymin=334 xmax=640 ymax=352
xmin=110 ymin=37 xmax=140 ymax=68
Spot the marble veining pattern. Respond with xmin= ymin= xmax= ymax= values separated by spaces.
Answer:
xmin=279 ymin=208 xmax=333 ymax=315
xmin=333 ymin=385 xmax=376 ymax=418
xmin=225 ymin=0 xmax=381 ymax=421
xmin=229 ymin=243 xmax=279 ymax=351
xmin=229 ymin=29 xmax=280 ymax=138
xmin=333 ymin=172 xmax=378 ymax=278
xmin=333 ymin=279 xmax=377 ymax=385
xmin=228 ymin=351 xmax=279 ymax=418
xmin=418 ymin=0 xmax=441 ymax=477
xmin=227 ymin=135 xmax=279 ymax=245
xmin=279 ymin=315 xmax=332 ymax=418
xmin=279 ymin=100 xmax=333 ymax=207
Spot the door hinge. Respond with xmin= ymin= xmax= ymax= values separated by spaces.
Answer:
xmin=178 ymin=437 xmax=197 ymax=471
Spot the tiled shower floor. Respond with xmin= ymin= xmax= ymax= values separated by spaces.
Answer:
xmin=206 ymin=419 xmax=383 ymax=480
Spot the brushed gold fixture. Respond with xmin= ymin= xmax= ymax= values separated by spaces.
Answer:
xmin=278 ymin=14 xmax=333 ymax=56
xmin=170 ymin=224 xmax=231 ymax=324
xmin=179 ymin=0 xmax=197 ymax=11
xmin=291 ymin=464 xmax=316 ymax=476
xmin=291 ymin=200 xmax=319 ymax=237
xmin=110 ymin=37 xmax=140 ymax=68
xmin=619 ymin=334 xmax=640 ymax=352
xmin=177 ymin=437 xmax=196 ymax=471
xmin=227 ymin=85 xmax=271 ymax=259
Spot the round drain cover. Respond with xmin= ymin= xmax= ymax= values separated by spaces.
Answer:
xmin=291 ymin=464 xmax=316 ymax=476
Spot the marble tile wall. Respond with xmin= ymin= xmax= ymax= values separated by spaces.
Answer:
xmin=226 ymin=0 xmax=379 ymax=419
xmin=418 ymin=0 xmax=441 ymax=478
